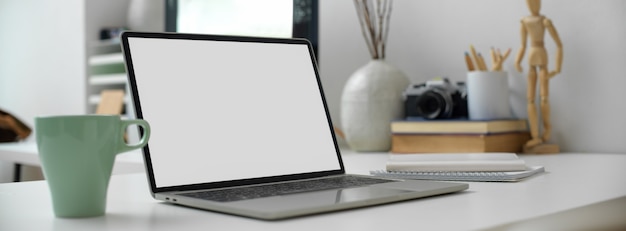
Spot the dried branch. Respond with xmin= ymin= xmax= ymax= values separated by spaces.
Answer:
xmin=376 ymin=0 xmax=384 ymax=58
xmin=382 ymin=0 xmax=392 ymax=59
xmin=353 ymin=0 xmax=394 ymax=60
xmin=354 ymin=1 xmax=376 ymax=58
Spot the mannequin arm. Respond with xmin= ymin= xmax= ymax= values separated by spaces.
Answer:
xmin=545 ymin=18 xmax=563 ymax=78
xmin=515 ymin=20 xmax=527 ymax=72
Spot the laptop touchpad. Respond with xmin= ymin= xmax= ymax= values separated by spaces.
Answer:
xmin=229 ymin=187 xmax=413 ymax=212
xmin=336 ymin=187 xmax=413 ymax=203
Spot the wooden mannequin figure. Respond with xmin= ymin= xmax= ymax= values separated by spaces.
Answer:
xmin=515 ymin=0 xmax=563 ymax=154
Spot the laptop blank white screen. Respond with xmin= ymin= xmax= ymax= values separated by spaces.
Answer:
xmin=127 ymin=37 xmax=340 ymax=188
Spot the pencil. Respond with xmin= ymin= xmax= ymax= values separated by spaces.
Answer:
xmin=492 ymin=61 xmax=501 ymax=71
xmin=492 ymin=49 xmax=501 ymax=71
xmin=477 ymin=53 xmax=487 ymax=71
xmin=469 ymin=45 xmax=480 ymax=71
xmin=492 ymin=48 xmax=512 ymax=71
xmin=490 ymin=47 xmax=497 ymax=68
xmin=465 ymin=52 xmax=475 ymax=71
xmin=501 ymin=48 xmax=512 ymax=61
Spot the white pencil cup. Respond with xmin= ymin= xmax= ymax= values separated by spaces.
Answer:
xmin=466 ymin=71 xmax=513 ymax=120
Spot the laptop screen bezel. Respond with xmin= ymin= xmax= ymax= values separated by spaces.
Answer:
xmin=120 ymin=31 xmax=345 ymax=193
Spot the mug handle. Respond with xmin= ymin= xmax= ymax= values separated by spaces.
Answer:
xmin=117 ymin=119 xmax=151 ymax=154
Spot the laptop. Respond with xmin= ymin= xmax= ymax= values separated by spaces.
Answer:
xmin=120 ymin=31 xmax=468 ymax=220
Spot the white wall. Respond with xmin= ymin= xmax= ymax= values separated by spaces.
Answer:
xmin=319 ymin=0 xmax=626 ymax=153
xmin=0 ymin=0 xmax=86 ymax=121
xmin=0 ymin=0 xmax=86 ymax=182
xmin=85 ymin=0 xmax=131 ymax=42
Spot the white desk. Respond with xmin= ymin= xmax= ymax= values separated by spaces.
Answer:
xmin=1 ymin=152 xmax=626 ymax=230
xmin=0 ymin=141 xmax=145 ymax=181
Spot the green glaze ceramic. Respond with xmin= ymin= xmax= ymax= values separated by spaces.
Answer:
xmin=35 ymin=115 xmax=150 ymax=218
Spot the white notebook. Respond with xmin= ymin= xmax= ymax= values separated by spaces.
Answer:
xmin=385 ymin=153 xmax=527 ymax=172
xmin=370 ymin=166 xmax=545 ymax=182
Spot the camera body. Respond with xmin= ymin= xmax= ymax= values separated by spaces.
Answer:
xmin=404 ymin=78 xmax=468 ymax=119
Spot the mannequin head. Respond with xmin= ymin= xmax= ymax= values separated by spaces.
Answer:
xmin=526 ymin=0 xmax=541 ymax=15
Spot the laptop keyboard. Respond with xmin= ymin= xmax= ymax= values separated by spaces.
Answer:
xmin=178 ymin=175 xmax=395 ymax=202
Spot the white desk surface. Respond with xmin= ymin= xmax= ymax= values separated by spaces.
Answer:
xmin=1 ymin=151 xmax=626 ymax=231
xmin=0 ymin=141 xmax=144 ymax=175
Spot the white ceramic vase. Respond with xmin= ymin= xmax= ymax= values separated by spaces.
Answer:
xmin=340 ymin=60 xmax=410 ymax=152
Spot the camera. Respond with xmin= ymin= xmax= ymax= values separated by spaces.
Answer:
xmin=403 ymin=78 xmax=468 ymax=119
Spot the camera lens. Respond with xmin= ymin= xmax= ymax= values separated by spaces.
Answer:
xmin=414 ymin=89 xmax=452 ymax=119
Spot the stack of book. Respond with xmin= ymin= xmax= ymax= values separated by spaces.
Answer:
xmin=390 ymin=119 xmax=530 ymax=153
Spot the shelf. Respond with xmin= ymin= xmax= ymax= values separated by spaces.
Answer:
xmin=87 ymin=42 xmax=127 ymax=115
xmin=89 ymin=53 xmax=124 ymax=66
xmin=89 ymin=38 xmax=121 ymax=48
xmin=89 ymin=39 xmax=122 ymax=55
xmin=88 ymin=94 xmax=131 ymax=105
xmin=89 ymin=73 xmax=127 ymax=85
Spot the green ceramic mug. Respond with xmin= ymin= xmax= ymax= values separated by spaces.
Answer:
xmin=35 ymin=115 xmax=151 ymax=218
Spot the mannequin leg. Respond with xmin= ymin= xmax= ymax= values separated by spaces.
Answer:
xmin=525 ymin=67 xmax=542 ymax=147
xmin=539 ymin=67 xmax=551 ymax=142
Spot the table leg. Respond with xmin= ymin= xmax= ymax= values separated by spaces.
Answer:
xmin=13 ymin=163 xmax=21 ymax=182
